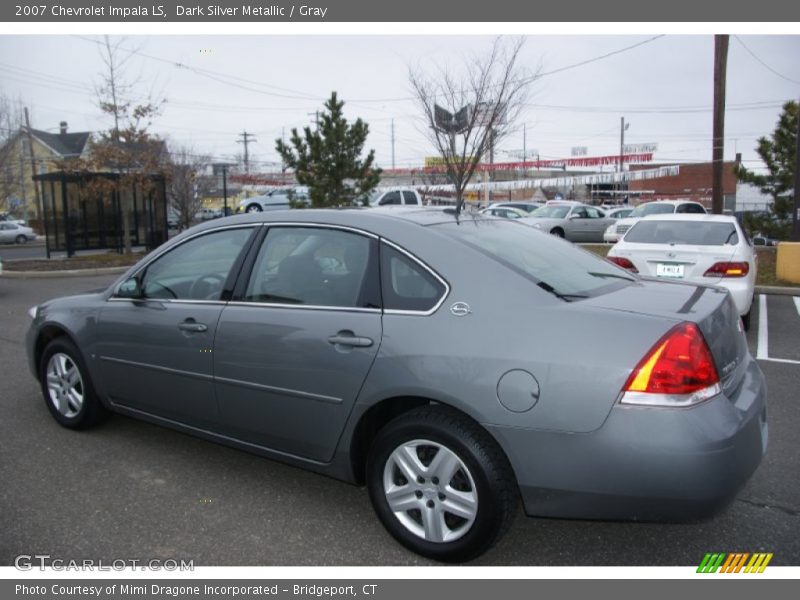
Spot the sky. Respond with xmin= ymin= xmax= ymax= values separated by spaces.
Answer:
xmin=1 ymin=34 xmax=798 ymax=174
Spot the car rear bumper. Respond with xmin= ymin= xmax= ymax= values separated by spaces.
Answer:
xmin=485 ymin=356 xmax=767 ymax=521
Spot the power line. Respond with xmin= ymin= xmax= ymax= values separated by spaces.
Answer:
xmin=733 ymin=36 xmax=800 ymax=86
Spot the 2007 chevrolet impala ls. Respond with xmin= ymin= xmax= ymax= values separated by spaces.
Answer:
xmin=26 ymin=207 xmax=767 ymax=562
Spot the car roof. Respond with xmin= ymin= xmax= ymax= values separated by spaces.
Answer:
xmin=638 ymin=213 xmax=737 ymax=223
xmin=636 ymin=199 xmax=705 ymax=207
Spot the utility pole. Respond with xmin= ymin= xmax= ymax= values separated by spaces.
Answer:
xmin=391 ymin=118 xmax=395 ymax=170
xmin=792 ymin=98 xmax=800 ymax=241
xmin=281 ymin=127 xmax=287 ymax=178
xmin=307 ymin=111 xmax=320 ymax=131
xmin=23 ymin=108 xmax=41 ymax=222
xmin=712 ymin=34 xmax=729 ymax=215
xmin=618 ymin=117 xmax=629 ymax=200
xmin=237 ymin=130 xmax=257 ymax=174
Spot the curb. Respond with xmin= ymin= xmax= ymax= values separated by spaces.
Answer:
xmin=755 ymin=285 xmax=800 ymax=297
xmin=0 ymin=266 xmax=129 ymax=279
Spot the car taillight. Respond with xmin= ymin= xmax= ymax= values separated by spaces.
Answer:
xmin=620 ymin=322 xmax=720 ymax=407
xmin=703 ymin=261 xmax=749 ymax=278
xmin=607 ymin=256 xmax=638 ymax=272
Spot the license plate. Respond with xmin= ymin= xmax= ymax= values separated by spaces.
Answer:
xmin=656 ymin=263 xmax=684 ymax=278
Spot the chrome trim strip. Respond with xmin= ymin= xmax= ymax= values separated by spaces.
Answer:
xmin=107 ymin=298 xmax=228 ymax=306
xmin=214 ymin=375 xmax=343 ymax=405
xmin=99 ymin=355 xmax=213 ymax=381
xmin=261 ymin=222 xmax=380 ymax=239
xmin=380 ymin=238 xmax=451 ymax=316
xmin=225 ymin=301 xmax=380 ymax=314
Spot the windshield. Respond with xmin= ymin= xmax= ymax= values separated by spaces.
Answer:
xmin=625 ymin=220 xmax=739 ymax=246
xmin=630 ymin=203 xmax=676 ymax=217
xmin=530 ymin=205 xmax=570 ymax=219
xmin=437 ymin=219 xmax=636 ymax=300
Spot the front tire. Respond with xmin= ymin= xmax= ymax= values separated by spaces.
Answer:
xmin=366 ymin=406 xmax=516 ymax=562
xmin=16 ymin=234 xmax=27 ymax=244
xmin=246 ymin=203 xmax=263 ymax=213
xmin=39 ymin=337 xmax=107 ymax=429
xmin=550 ymin=228 xmax=565 ymax=238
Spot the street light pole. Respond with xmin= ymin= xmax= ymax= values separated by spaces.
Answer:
xmin=792 ymin=99 xmax=800 ymax=241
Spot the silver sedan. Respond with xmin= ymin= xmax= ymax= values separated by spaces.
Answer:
xmin=26 ymin=208 xmax=767 ymax=562
xmin=520 ymin=202 xmax=615 ymax=242
xmin=0 ymin=222 xmax=36 ymax=244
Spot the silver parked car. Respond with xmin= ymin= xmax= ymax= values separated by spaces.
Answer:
xmin=0 ymin=221 xmax=36 ymax=244
xmin=520 ymin=201 xmax=614 ymax=242
xmin=26 ymin=208 xmax=767 ymax=562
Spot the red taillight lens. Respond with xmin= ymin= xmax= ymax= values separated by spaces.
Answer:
xmin=623 ymin=322 xmax=719 ymax=397
xmin=703 ymin=261 xmax=749 ymax=278
xmin=607 ymin=256 xmax=638 ymax=272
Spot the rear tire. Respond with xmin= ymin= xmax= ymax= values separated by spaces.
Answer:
xmin=366 ymin=406 xmax=517 ymax=562
xmin=39 ymin=337 xmax=107 ymax=429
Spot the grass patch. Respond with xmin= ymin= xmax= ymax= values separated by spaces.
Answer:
xmin=4 ymin=251 xmax=147 ymax=272
xmin=582 ymin=244 xmax=798 ymax=288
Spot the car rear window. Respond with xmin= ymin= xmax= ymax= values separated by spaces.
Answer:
xmin=625 ymin=220 xmax=739 ymax=246
xmin=630 ymin=203 xmax=676 ymax=217
xmin=437 ymin=219 xmax=636 ymax=300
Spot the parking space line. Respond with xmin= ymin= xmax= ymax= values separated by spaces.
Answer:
xmin=755 ymin=294 xmax=800 ymax=365
xmin=760 ymin=356 xmax=800 ymax=365
xmin=757 ymin=294 xmax=768 ymax=360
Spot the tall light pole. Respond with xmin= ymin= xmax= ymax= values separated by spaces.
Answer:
xmin=792 ymin=99 xmax=800 ymax=241
xmin=618 ymin=117 xmax=629 ymax=201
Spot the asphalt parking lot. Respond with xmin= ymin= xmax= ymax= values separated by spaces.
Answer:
xmin=0 ymin=274 xmax=798 ymax=566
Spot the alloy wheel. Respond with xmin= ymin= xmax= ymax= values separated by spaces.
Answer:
xmin=46 ymin=352 xmax=84 ymax=419
xmin=382 ymin=439 xmax=478 ymax=543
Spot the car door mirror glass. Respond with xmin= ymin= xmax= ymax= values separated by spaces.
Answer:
xmin=117 ymin=277 xmax=142 ymax=298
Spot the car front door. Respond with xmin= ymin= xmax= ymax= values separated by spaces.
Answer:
xmin=583 ymin=206 xmax=610 ymax=242
xmin=564 ymin=207 xmax=590 ymax=241
xmin=213 ymin=225 xmax=382 ymax=462
xmin=94 ymin=226 xmax=257 ymax=428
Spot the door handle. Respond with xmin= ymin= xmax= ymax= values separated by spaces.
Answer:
xmin=178 ymin=320 xmax=208 ymax=333
xmin=328 ymin=333 xmax=373 ymax=348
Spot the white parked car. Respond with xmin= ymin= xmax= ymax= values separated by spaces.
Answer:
xmin=240 ymin=187 xmax=310 ymax=213
xmin=479 ymin=206 xmax=527 ymax=219
xmin=607 ymin=214 xmax=756 ymax=329
xmin=0 ymin=222 xmax=37 ymax=244
xmin=367 ymin=187 xmax=422 ymax=206
xmin=604 ymin=206 xmax=634 ymax=220
xmin=604 ymin=200 xmax=707 ymax=243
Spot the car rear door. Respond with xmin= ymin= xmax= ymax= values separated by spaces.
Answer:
xmin=212 ymin=224 xmax=382 ymax=462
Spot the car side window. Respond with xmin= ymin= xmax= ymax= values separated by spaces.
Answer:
xmin=381 ymin=244 xmax=446 ymax=313
xmin=379 ymin=192 xmax=402 ymax=206
xmin=243 ymin=227 xmax=378 ymax=308
xmin=402 ymin=191 xmax=418 ymax=205
xmin=677 ymin=203 xmax=705 ymax=214
xmin=138 ymin=228 xmax=254 ymax=301
xmin=585 ymin=207 xmax=601 ymax=219
xmin=572 ymin=207 xmax=588 ymax=218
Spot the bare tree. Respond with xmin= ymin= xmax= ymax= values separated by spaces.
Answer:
xmin=409 ymin=37 xmax=536 ymax=212
xmin=62 ymin=36 xmax=166 ymax=254
xmin=0 ymin=91 xmax=24 ymax=214
xmin=167 ymin=145 xmax=210 ymax=230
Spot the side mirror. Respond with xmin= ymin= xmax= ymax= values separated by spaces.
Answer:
xmin=116 ymin=277 xmax=142 ymax=299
